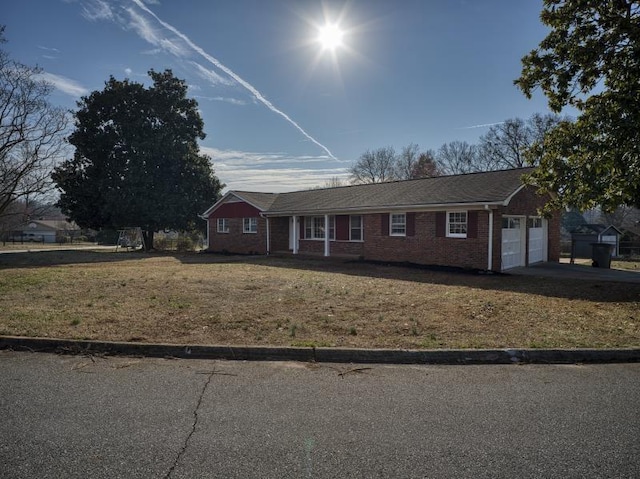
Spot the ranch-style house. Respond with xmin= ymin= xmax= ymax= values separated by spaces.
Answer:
xmin=201 ymin=167 xmax=560 ymax=272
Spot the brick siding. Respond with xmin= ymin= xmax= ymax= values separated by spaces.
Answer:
xmin=207 ymin=216 xmax=267 ymax=254
xmin=205 ymin=187 xmax=559 ymax=270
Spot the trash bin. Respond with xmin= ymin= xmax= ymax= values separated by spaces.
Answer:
xmin=591 ymin=243 xmax=613 ymax=268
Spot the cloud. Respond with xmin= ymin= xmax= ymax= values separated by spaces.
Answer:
xmin=194 ymin=95 xmax=247 ymax=106
xmin=124 ymin=67 xmax=132 ymax=76
xmin=129 ymin=0 xmax=337 ymax=160
xmin=37 ymin=45 xmax=61 ymax=53
xmin=200 ymin=147 xmax=347 ymax=192
xmin=191 ymin=61 xmax=233 ymax=86
xmin=81 ymin=0 xmax=116 ymax=22
xmin=124 ymin=6 xmax=189 ymax=57
xmin=37 ymin=72 xmax=88 ymax=97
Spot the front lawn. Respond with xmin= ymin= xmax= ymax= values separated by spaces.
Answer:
xmin=0 ymin=251 xmax=638 ymax=349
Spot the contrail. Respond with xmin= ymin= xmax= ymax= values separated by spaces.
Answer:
xmin=457 ymin=122 xmax=505 ymax=130
xmin=131 ymin=0 xmax=337 ymax=160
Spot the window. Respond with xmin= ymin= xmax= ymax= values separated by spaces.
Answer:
xmin=350 ymin=215 xmax=363 ymax=241
xmin=217 ymin=218 xmax=229 ymax=233
xmin=243 ymin=217 xmax=257 ymax=233
xmin=502 ymin=217 xmax=521 ymax=229
xmin=447 ymin=211 xmax=467 ymax=238
xmin=529 ymin=217 xmax=543 ymax=228
xmin=390 ymin=213 xmax=406 ymax=236
xmin=304 ymin=216 xmax=335 ymax=240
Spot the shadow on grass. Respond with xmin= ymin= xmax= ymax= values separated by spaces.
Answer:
xmin=1 ymin=250 xmax=639 ymax=304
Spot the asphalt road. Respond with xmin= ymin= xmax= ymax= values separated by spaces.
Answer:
xmin=1 ymin=352 xmax=638 ymax=479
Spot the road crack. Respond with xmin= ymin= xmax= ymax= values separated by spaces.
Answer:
xmin=164 ymin=367 xmax=217 ymax=479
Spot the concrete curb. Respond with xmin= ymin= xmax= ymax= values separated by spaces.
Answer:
xmin=1 ymin=336 xmax=639 ymax=364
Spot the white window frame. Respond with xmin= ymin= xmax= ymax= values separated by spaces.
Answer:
xmin=447 ymin=211 xmax=468 ymax=238
xmin=216 ymin=218 xmax=229 ymax=233
xmin=243 ymin=217 xmax=258 ymax=234
xmin=390 ymin=213 xmax=406 ymax=236
xmin=350 ymin=215 xmax=363 ymax=241
xmin=304 ymin=216 xmax=335 ymax=240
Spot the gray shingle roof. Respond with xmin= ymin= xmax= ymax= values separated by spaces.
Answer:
xmin=264 ymin=168 xmax=533 ymax=215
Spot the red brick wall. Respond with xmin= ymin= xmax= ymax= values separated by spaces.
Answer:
xmin=207 ymin=216 xmax=267 ymax=254
xmin=362 ymin=211 xmax=491 ymax=270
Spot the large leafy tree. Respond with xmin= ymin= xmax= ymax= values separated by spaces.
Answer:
xmin=53 ymin=70 xmax=223 ymax=248
xmin=516 ymin=0 xmax=640 ymax=212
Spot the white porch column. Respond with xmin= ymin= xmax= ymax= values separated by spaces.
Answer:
xmin=293 ymin=215 xmax=299 ymax=254
xmin=324 ymin=214 xmax=330 ymax=257
xmin=487 ymin=207 xmax=494 ymax=271
xmin=265 ymin=217 xmax=270 ymax=255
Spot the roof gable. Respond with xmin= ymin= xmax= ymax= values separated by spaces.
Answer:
xmin=201 ymin=191 xmax=279 ymax=218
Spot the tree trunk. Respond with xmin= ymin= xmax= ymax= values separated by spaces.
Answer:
xmin=142 ymin=230 xmax=154 ymax=251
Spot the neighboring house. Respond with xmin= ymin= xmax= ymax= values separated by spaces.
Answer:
xmin=201 ymin=168 xmax=560 ymax=272
xmin=570 ymin=224 xmax=622 ymax=258
xmin=11 ymin=219 xmax=80 ymax=244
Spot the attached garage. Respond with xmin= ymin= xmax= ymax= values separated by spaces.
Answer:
xmin=528 ymin=217 xmax=547 ymax=264
xmin=501 ymin=216 xmax=525 ymax=270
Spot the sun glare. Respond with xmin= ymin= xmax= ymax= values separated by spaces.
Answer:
xmin=317 ymin=23 xmax=344 ymax=51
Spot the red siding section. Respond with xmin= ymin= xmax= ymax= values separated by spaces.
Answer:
xmin=210 ymin=202 xmax=261 ymax=219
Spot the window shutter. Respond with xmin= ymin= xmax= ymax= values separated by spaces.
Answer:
xmin=299 ymin=217 xmax=305 ymax=238
xmin=435 ymin=212 xmax=446 ymax=237
xmin=381 ymin=213 xmax=389 ymax=236
xmin=406 ymin=213 xmax=416 ymax=236
xmin=336 ymin=215 xmax=350 ymax=241
xmin=467 ymin=211 xmax=478 ymax=238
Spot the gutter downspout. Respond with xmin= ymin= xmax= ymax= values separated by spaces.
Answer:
xmin=485 ymin=205 xmax=493 ymax=271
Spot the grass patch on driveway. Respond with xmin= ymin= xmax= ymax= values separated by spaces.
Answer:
xmin=0 ymin=251 xmax=638 ymax=349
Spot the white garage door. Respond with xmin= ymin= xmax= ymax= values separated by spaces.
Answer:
xmin=528 ymin=217 xmax=545 ymax=264
xmin=502 ymin=217 xmax=524 ymax=270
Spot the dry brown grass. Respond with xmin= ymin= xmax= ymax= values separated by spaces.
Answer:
xmin=0 ymin=250 xmax=638 ymax=349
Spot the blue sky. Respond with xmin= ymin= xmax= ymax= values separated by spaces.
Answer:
xmin=4 ymin=0 xmax=553 ymax=192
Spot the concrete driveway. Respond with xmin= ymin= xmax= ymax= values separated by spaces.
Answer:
xmin=509 ymin=261 xmax=640 ymax=283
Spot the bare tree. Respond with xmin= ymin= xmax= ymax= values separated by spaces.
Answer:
xmin=411 ymin=151 xmax=440 ymax=179
xmin=395 ymin=143 xmax=420 ymax=180
xmin=323 ymin=176 xmax=346 ymax=188
xmin=436 ymin=141 xmax=480 ymax=175
xmin=478 ymin=113 xmax=564 ymax=170
xmin=0 ymin=27 xmax=68 ymax=220
xmin=596 ymin=206 xmax=640 ymax=230
xmin=350 ymin=146 xmax=397 ymax=184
